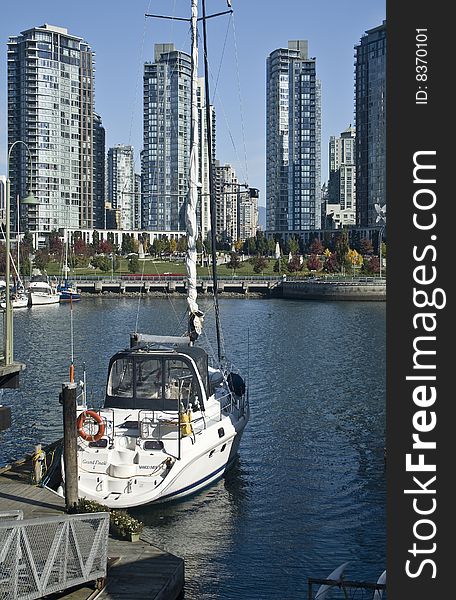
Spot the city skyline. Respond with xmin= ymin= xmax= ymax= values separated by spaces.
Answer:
xmin=0 ymin=0 xmax=386 ymax=207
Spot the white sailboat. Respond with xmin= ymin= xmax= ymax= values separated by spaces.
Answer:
xmin=52 ymin=0 xmax=249 ymax=508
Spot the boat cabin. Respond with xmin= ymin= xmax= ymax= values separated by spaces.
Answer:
xmin=104 ymin=343 xmax=209 ymax=413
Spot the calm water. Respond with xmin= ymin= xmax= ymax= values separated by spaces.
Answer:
xmin=0 ymin=297 xmax=386 ymax=599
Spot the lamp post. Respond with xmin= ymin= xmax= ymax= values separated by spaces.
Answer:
xmin=4 ymin=140 xmax=37 ymax=365
xmin=374 ymin=203 xmax=386 ymax=278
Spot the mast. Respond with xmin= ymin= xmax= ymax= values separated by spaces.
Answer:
xmin=186 ymin=0 xmax=204 ymax=342
xmin=201 ymin=0 xmax=223 ymax=362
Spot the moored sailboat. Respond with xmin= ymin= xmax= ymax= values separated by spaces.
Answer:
xmin=48 ymin=0 xmax=249 ymax=508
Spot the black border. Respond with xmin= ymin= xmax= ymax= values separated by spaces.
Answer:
xmin=388 ymin=2 xmax=452 ymax=597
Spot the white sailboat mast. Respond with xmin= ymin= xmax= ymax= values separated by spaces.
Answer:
xmin=186 ymin=0 xmax=203 ymax=339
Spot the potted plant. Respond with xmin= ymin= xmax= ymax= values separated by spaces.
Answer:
xmin=110 ymin=510 xmax=143 ymax=542
xmin=76 ymin=498 xmax=144 ymax=542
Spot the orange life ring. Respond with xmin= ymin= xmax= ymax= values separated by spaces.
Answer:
xmin=77 ymin=410 xmax=105 ymax=442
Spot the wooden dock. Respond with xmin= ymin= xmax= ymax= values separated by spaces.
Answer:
xmin=0 ymin=457 xmax=184 ymax=600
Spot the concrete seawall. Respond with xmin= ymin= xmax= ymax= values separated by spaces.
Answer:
xmin=281 ymin=279 xmax=386 ymax=301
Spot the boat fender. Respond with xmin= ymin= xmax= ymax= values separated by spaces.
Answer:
xmin=227 ymin=372 xmax=246 ymax=397
xmin=77 ymin=410 xmax=105 ymax=442
xmin=179 ymin=406 xmax=193 ymax=437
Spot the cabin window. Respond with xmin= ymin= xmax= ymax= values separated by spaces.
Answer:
xmin=136 ymin=358 xmax=162 ymax=399
xmin=107 ymin=358 xmax=133 ymax=398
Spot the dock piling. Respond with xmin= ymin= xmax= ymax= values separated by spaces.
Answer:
xmin=61 ymin=381 xmax=78 ymax=512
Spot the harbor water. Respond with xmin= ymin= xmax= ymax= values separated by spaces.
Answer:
xmin=0 ymin=297 xmax=386 ymax=599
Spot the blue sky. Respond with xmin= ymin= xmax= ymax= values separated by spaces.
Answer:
xmin=1 ymin=0 xmax=385 ymax=206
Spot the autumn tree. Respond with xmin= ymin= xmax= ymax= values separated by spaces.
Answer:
xmin=288 ymin=255 xmax=302 ymax=273
xmin=359 ymin=238 xmax=374 ymax=255
xmin=307 ymin=254 xmax=322 ymax=271
xmin=323 ymin=252 xmax=340 ymax=273
xmin=169 ymin=238 xmax=177 ymax=254
xmin=98 ymin=240 xmax=113 ymax=254
xmin=309 ymin=237 xmax=324 ymax=255
xmin=362 ymin=256 xmax=380 ymax=274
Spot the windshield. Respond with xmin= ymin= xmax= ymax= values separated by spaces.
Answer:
xmin=105 ymin=354 xmax=201 ymax=410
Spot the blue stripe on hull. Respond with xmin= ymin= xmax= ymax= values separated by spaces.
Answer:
xmin=159 ymin=454 xmax=238 ymax=502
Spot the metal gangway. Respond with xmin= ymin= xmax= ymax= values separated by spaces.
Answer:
xmin=0 ymin=510 xmax=109 ymax=599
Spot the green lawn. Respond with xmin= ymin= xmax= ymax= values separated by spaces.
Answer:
xmin=44 ymin=257 xmax=284 ymax=278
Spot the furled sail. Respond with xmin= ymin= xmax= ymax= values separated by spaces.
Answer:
xmin=186 ymin=0 xmax=204 ymax=340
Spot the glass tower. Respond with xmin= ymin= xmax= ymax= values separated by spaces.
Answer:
xmin=266 ymin=40 xmax=321 ymax=232
xmin=142 ymin=44 xmax=191 ymax=231
xmin=355 ymin=21 xmax=386 ymax=227
xmin=8 ymin=24 xmax=94 ymax=233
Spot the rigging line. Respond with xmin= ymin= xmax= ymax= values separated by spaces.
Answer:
xmin=211 ymin=13 xmax=232 ymax=102
xmin=231 ymin=11 xmax=249 ymax=183
xmin=199 ymin=34 xmax=246 ymax=184
xmin=202 ymin=0 xmax=224 ymax=363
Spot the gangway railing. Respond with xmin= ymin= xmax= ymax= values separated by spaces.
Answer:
xmin=0 ymin=511 xmax=109 ymax=600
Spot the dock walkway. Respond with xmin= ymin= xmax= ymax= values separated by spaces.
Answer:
xmin=0 ymin=459 xmax=184 ymax=600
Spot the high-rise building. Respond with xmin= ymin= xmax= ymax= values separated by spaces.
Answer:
xmin=93 ymin=112 xmax=105 ymax=229
xmin=214 ymin=161 xmax=239 ymax=244
xmin=0 ymin=176 xmax=6 ymax=225
xmin=327 ymin=125 xmax=356 ymax=227
xmin=355 ymin=21 xmax=386 ymax=227
xmin=8 ymin=24 xmax=94 ymax=234
xmin=107 ymin=145 xmax=135 ymax=230
xmin=266 ymin=40 xmax=321 ymax=233
xmin=142 ymin=44 xmax=191 ymax=232
xmin=142 ymin=46 xmax=215 ymax=237
xmin=239 ymin=189 xmax=259 ymax=241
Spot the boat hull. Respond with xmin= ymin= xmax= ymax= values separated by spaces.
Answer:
xmin=30 ymin=292 xmax=60 ymax=305
xmin=0 ymin=297 xmax=29 ymax=309
xmin=59 ymin=291 xmax=81 ymax=302
xmin=74 ymin=411 xmax=248 ymax=508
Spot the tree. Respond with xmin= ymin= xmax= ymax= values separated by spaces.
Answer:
xmin=234 ymin=239 xmax=243 ymax=252
xmin=122 ymin=234 xmax=134 ymax=255
xmin=169 ymin=238 xmax=177 ymax=254
xmin=92 ymin=230 xmax=100 ymax=252
xmin=267 ymin=239 xmax=276 ymax=256
xmin=307 ymin=254 xmax=322 ymax=271
xmin=273 ymin=257 xmax=288 ymax=273
xmin=74 ymin=237 xmax=87 ymax=256
xmin=323 ymin=252 xmax=340 ymax=273
xmin=288 ymin=255 xmax=302 ymax=273
xmin=227 ymin=252 xmax=240 ymax=272
xmin=359 ymin=238 xmax=374 ymax=255
xmin=177 ymin=236 xmax=188 ymax=253
xmin=309 ymin=237 xmax=324 ymax=255
xmin=98 ymin=239 xmax=113 ymax=254
xmin=128 ymin=255 xmax=140 ymax=273
xmin=347 ymin=248 xmax=363 ymax=276
xmin=48 ymin=230 xmax=63 ymax=255
xmin=362 ymin=256 xmax=380 ymax=274
xmin=288 ymin=237 xmax=300 ymax=256
xmin=335 ymin=230 xmax=350 ymax=266
xmin=250 ymin=255 xmax=268 ymax=274
xmin=33 ymin=249 xmax=50 ymax=271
